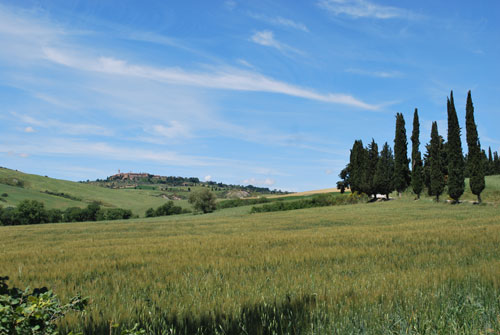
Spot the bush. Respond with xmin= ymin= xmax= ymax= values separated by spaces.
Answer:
xmin=188 ymin=189 xmax=217 ymax=213
xmin=0 ymin=276 xmax=87 ymax=335
xmin=144 ymin=201 xmax=188 ymax=218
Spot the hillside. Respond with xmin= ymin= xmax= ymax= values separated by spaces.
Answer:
xmin=0 ymin=167 xmax=180 ymax=215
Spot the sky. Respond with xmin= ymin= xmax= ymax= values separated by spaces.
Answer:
xmin=1 ymin=0 xmax=499 ymax=191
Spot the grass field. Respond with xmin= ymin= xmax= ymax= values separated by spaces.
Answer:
xmin=1 ymin=196 xmax=499 ymax=334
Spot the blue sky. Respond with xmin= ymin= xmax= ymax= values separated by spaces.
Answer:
xmin=1 ymin=0 xmax=499 ymax=191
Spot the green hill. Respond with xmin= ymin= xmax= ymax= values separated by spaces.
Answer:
xmin=0 ymin=167 xmax=185 ymax=216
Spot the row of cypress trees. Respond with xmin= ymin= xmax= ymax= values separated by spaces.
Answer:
xmin=339 ymin=90 xmax=488 ymax=203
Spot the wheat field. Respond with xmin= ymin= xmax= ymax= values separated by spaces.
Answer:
xmin=1 ymin=199 xmax=499 ymax=334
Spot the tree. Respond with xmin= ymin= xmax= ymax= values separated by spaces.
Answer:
xmin=494 ymin=151 xmax=500 ymax=174
xmin=429 ymin=122 xmax=444 ymax=201
xmin=373 ymin=142 xmax=394 ymax=199
xmin=465 ymin=90 xmax=485 ymax=203
xmin=487 ymin=146 xmax=494 ymax=175
xmin=446 ymin=91 xmax=465 ymax=203
xmin=364 ymin=139 xmax=379 ymax=198
xmin=393 ymin=113 xmax=410 ymax=196
xmin=188 ymin=188 xmax=217 ymax=213
xmin=348 ymin=140 xmax=366 ymax=193
xmin=16 ymin=200 xmax=48 ymax=225
xmin=411 ymin=108 xmax=423 ymax=198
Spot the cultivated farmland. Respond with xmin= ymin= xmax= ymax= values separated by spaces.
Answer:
xmin=1 ymin=197 xmax=499 ymax=334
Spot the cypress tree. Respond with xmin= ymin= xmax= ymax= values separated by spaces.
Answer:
xmin=429 ymin=122 xmax=444 ymax=201
xmin=349 ymin=140 xmax=366 ymax=194
xmin=446 ymin=91 xmax=465 ymax=203
xmin=373 ymin=142 xmax=394 ymax=199
xmin=411 ymin=108 xmax=423 ymax=198
xmin=488 ymin=146 xmax=494 ymax=175
xmin=365 ymin=139 xmax=379 ymax=198
xmin=393 ymin=113 xmax=410 ymax=196
xmin=494 ymin=151 xmax=500 ymax=175
xmin=465 ymin=91 xmax=485 ymax=203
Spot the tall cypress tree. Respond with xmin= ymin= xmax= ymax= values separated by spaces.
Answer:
xmin=488 ymin=146 xmax=494 ymax=175
xmin=447 ymin=91 xmax=465 ymax=203
xmin=364 ymin=139 xmax=379 ymax=198
xmin=393 ymin=113 xmax=410 ymax=196
xmin=465 ymin=91 xmax=485 ymax=203
xmin=411 ymin=108 xmax=423 ymax=198
xmin=429 ymin=122 xmax=444 ymax=201
xmin=374 ymin=142 xmax=394 ymax=199
xmin=349 ymin=140 xmax=366 ymax=194
xmin=494 ymin=151 xmax=500 ymax=175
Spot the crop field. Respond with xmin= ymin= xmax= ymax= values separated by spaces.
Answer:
xmin=1 ymin=197 xmax=499 ymax=334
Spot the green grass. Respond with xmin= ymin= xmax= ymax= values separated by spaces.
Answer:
xmin=0 ymin=168 xmax=188 ymax=216
xmin=1 ymin=199 xmax=499 ymax=334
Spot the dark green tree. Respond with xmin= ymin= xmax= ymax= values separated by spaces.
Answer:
xmin=348 ymin=140 xmax=366 ymax=193
xmin=393 ymin=113 xmax=410 ymax=196
xmin=429 ymin=122 xmax=445 ymax=201
xmin=465 ymin=90 xmax=485 ymax=203
xmin=373 ymin=142 xmax=394 ymax=199
xmin=487 ymin=146 xmax=494 ymax=175
xmin=446 ymin=91 xmax=465 ymax=203
xmin=410 ymin=108 xmax=423 ymax=198
xmin=364 ymin=139 xmax=379 ymax=198
xmin=494 ymin=151 xmax=500 ymax=174
xmin=188 ymin=188 xmax=217 ymax=213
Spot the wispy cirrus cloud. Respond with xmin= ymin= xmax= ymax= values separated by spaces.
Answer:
xmin=250 ymin=30 xmax=305 ymax=57
xmin=318 ymin=0 xmax=415 ymax=20
xmin=248 ymin=12 xmax=309 ymax=32
xmin=15 ymin=113 xmax=113 ymax=136
xmin=346 ymin=68 xmax=403 ymax=78
xmin=42 ymin=47 xmax=376 ymax=110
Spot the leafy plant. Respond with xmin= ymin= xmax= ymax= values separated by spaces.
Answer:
xmin=0 ymin=276 xmax=87 ymax=335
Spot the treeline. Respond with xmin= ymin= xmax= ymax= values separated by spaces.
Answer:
xmin=0 ymin=200 xmax=133 ymax=226
xmin=250 ymin=193 xmax=365 ymax=213
xmin=145 ymin=201 xmax=191 ymax=217
xmin=217 ymin=197 xmax=270 ymax=209
xmin=339 ymin=90 xmax=489 ymax=203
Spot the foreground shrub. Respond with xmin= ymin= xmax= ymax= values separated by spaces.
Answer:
xmin=0 ymin=276 xmax=87 ymax=335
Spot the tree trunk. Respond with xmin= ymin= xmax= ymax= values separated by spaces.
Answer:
xmin=436 ymin=194 xmax=440 ymax=202
xmin=477 ymin=194 xmax=482 ymax=204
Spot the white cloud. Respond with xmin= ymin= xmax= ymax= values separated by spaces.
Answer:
xmin=242 ymin=177 xmax=275 ymax=186
xmin=248 ymin=13 xmax=309 ymax=32
xmin=346 ymin=68 xmax=402 ymax=78
xmin=7 ymin=151 xmax=29 ymax=158
xmin=250 ymin=30 xmax=304 ymax=56
xmin=41 ymin=47 xmax=376 ymax=110
xmin=15 ymin=113 xmax=112 ymax=136
xmin=149 ymin=121 xmax=192 ymax=139
xmin=318 ymin=0 xmax=413 ymax=20
xmin=204 ymin=175 xmax=212 ymax=181
xmin=236 ymin=58 xmax=254 ymax=68
xmin=325 ymin=169 xmax=333 ymax=175
xmin=0 ymin=138 xmax=215 ymax=167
